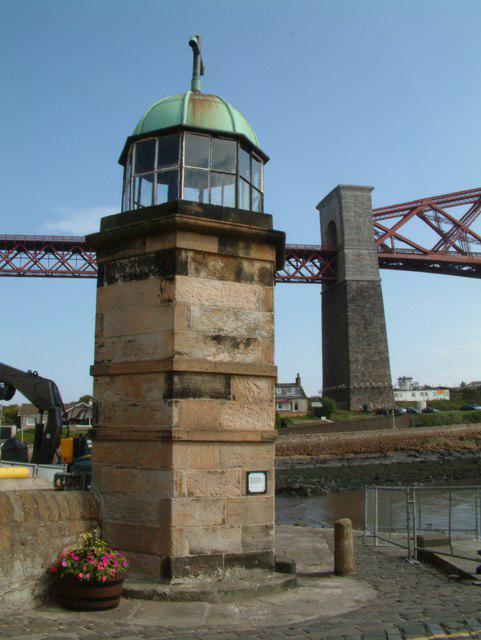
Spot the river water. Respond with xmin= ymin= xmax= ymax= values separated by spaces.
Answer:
xmin=276 ymin=479 xmax=481 ymax=531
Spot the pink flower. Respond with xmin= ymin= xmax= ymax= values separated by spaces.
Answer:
xmin=77 ymin=573 xmax=83 ymax=579
xmin=50 ymin=567 xmax=58 ymax=573
xmin=85 ymin=573 xmax=90 ymax=580
xmin=61 ymin=561 xmax=67 ymax=567
xmin=101 ymin=576 xmax=107 ymax=582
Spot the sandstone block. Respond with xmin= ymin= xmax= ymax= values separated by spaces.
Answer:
xmin=250 ymin=243 xmax=276 ymax=262
xmin=98 ymin=398 xmax=172 ymax=429
xmin=175 ymin=230 xmax=219 ymax=254
xmin=231 ymin=376 xmax=274 ymax=402
xmin=225 ymin=497 xmax=274 ymax=526
xmin=176 ymin=399 xmax=221 ymax=430
xmin=174 ymin=276 xmax=260 ymax=311
xmin=170 ymin=372 xmax=231 ymax=400
xmin=171 ymin=498 xmax=225 ymax=527
xmin=219 ymin=402 xmax=274 ymax=430
xmin=218 ymin=442 xmax=274 ymax=470
xmin=174 ymin=332 xmax=272 ymax=365
xmin=100 ymin=494 xmax=170 ymax=527
xmin=241 ymin=524 xmax=274 ymax=552
xmin=95 ymin=331 xmax=173 ymax=364
xmin=188 ymin=306 xmax=273 ymax=339
xmin=185 ymin=525 xmax=242 ymax=555
xmin=186 ymin=469 xmax=241 ymax=498
xmin=96 ymin=279 xmax=162 ymax=315
xmin=102 ymin=522 xmax=171 ymax=556
xmin=144 ymin=231 xmax=177 ymax=254
xmin=94 ymin=372 xmax=168 ymax=405
xmin=259 ymin=286 xmax=274 ymax=312
xmin=93 ymin=441 xmax=171 ymax=469
xmin=102 ymin=305 xmax=175 ymax=338
xmin=125 ymin=550 xmax=162 ymax=579
xmin=170 ymin=443 xmax=219 ymax=470
xmin=94 ymin=466 xmax=174 ymax=497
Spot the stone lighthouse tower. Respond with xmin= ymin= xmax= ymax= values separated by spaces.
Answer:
xmin=87 ymin=37 xmax=285 ymax=581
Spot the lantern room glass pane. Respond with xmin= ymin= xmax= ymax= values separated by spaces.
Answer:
xmin=185 ymin=133 xmax=210 ymax=168
xmin=184 ymin=168 xmax=209 ymax=203
xmin=252 ymin=156 xmax=261 ymax=190
xmin=134 ymin=139 xmax=156 ymax=174
xmin=133 ymin=174 xmax=154 ymax=208
xmin=252 ymin=187 xmax=262 ymax=213
xmin=239 ymin=177 xmax=250 ymax=210
xmin=210 ymin=172 xmax=236 ymax=207
xmin=156 ymin=170 xmax=178 ymax=204
xmin=157 ymin=134 xmax=179 ymax=170
xmin=123 ymin=163 xmax=132 ymax=211
xmin=212 ymin=138 xmax=236 ymax=173
xmin=239 ymin=147 xmax=250 ymax=181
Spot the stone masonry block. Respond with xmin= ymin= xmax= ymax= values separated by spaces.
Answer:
xmin=225 ymin=497 xmax=274 ymax=526
xmin=93 ymin=441 xmax=171 ymax=469
xmin=170 ymin=443 xmax=219 ymax=470
xmin=218 ymin=442 xmax=274 ymax=470
xmin=188 ymin=306 xmax=273 ymax=339
xmin=174 ymin=332 xmax=273 ymax=364
xmin=96 ymin=278 xmax=162 ymax=314
xmin=185 ymin=525 xmax=242 ymax=555
xmin=186 ymin=469 xmax=241 ymax=498
xmin=170 ymin=372 xmax=231 ymax=400
xmin=176 ymin=399 xmax=221 ymax=430
xmin=219 ymin=402 xmax=274 ymax=430
xmin=231 ymin=376 xmax=274 ymax=402
xmin=102 ymin=522 xmax=171 ymax=556
xmin=95 ymin=331 xmax=173 ymax=364
xmin=94 ymin=372 xmax=168 ymax=405
xmin=98 ymin=398 xmax=172 ymax=429
xmin=94 ymin=466 xmax=174 ymax=497
xmin=241 ymin=524 xmax=275 ymax=552
xmin=100 ymin=494 xmax=170 ymax=527
xmin=171 ymin=498 xmax=225 ymax=527
xmin=101 ymin=305 xmax=175 ymax=338
xmin=174 ymin=276 xmax=261 ymax=311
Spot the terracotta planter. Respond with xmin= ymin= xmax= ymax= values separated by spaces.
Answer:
xmin=58 ymin=576 xmax=124 ymax=611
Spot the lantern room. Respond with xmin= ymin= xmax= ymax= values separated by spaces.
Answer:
xmin=119 ymin=38 xmax=268 ymax=214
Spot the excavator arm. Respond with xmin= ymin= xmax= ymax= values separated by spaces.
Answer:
xmin=0 ymin=362 xmax=65 ymax=464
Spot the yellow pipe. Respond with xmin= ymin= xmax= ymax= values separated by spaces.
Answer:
xmin=0 ymin=467 xmax=30 ymax=479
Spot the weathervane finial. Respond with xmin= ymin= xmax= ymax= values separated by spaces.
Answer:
xmin=189 ymin=35 xmax=204 ymax=92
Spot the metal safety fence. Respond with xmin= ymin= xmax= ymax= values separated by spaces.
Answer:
xmin=365 ymin=485 xmax=481 ymax=563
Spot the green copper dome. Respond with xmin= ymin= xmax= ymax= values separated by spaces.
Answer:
xmin=132 ymin=91 xmax=260 ymax=149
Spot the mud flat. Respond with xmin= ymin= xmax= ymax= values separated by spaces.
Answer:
xmin=276 ymin=450 xmax=481 ymax=496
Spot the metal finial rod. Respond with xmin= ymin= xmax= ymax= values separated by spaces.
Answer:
xmin=189 ymin=35 xmax=204 ymax=92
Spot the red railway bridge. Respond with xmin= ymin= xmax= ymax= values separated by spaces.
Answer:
xmin=1 ymin=187 xmax=480 ymax=282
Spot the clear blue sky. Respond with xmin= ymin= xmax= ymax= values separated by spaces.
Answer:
xmin=1 ymin=0 xmax=480 ymax=402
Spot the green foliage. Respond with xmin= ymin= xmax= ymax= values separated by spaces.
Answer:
xmin=312 ymin=397 xmax=337 ymax=419
xmin=50 ymin=529 xmax=129 ymax=583
xmin=275 ymin=412 xmax=288 ymax=428
xmin=409 ymin=410 xmax=481 ymax=428
xmin=1 ymin=404 xmax=19 ymax=425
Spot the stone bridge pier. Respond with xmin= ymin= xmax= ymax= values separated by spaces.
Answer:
xmin=317 ymin=185 xmax=394 ymax=411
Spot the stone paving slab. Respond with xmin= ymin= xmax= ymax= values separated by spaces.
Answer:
xmin=1 ymin=528 xmax=481 ymax=639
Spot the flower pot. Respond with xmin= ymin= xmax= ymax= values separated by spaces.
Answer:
xmin=58 ymin=576 xmax=124 ymax=611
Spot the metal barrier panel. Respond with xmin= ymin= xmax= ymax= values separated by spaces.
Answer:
xmin=364 ymin=485 xmax=481 ymax=560
xmin=0 ymin=460 xmax=67 ymax=482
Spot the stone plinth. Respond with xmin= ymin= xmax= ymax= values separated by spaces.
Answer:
xmin=318 ymin=185 xmax=394 ymax=411
xmin=87 ymin=200 xmax=285 ymax=580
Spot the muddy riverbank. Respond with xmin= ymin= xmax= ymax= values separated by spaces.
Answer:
xmin=276 ymin=450 xmax=481 ymax=496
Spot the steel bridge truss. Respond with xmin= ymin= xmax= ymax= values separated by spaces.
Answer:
xmin=1 ymin=188 xmax=481 ymax=282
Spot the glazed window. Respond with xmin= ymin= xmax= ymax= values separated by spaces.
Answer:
xmin=122 ymin=131 xmax=263 ymax=212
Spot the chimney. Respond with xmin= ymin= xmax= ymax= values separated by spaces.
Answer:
xmin=295 ymin=373 xmax=301 ymax=386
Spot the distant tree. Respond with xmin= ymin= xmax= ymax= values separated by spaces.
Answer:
xmin=460 ymin=381 xmax=467 ymax=389
xmin=78 ymin=394 xmax=93 ymax=403
xmin=1 ymin=404 xmax=19 ymax=425
xmin=312 ymin=397 xmax=336 ymax=419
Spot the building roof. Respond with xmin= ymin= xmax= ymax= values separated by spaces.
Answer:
xmin=17 ymin=402 xmax=75 ymax=417
xmin=275 ymin=382 xmax=307 ymax=401
xmin=128 ymin=91 xmax=259 ymax=150
xmin=467 ymin=381 xmax=481 ymax=387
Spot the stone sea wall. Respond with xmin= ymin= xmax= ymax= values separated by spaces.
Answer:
xmin=0 ymin=489 xmax=98 ymax=610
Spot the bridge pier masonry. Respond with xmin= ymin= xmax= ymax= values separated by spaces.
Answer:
xmin=318 ymin=185 xmax=394 ymax=411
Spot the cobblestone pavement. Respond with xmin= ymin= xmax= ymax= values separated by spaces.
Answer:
xmin=1 ymin=533 xmax=480 ymax=639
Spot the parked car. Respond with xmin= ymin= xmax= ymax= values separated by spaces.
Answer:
xmin=406 ymin=407 xmax=420 ymax=414
xmin=393 ymin=408 xmax=407 ymax=416
xmin=461 ymin=404 xmax=481 ymax=411
xmin=422 ymin=407 xmax=440 ymax=413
